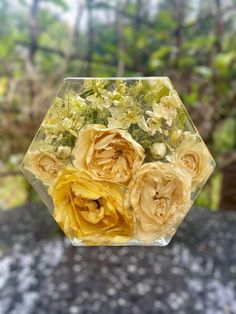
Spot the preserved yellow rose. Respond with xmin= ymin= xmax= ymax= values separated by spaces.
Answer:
xmin=72 ymin=124 xmax=145 ymax=184
xmin=175 ymin=132 xmax=214 ymax=190
xmin=49 ymin=166 xmax=133 ymax=244
xmin=25 ymin=151 xmax=66 ymax=184
xmin=125 ymin=162 xmax=192 ymax=243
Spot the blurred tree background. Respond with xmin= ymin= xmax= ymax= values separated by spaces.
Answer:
xmin=0 ymin=0 xmax=235 ymax=210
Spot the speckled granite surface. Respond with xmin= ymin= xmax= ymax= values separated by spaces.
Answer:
xmin=0 ymin=203 xmax=235 ymax=314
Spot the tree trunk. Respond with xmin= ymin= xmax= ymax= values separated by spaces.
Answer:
xmin=27 ymin=0 xmax=40 ymax=116
xmin=133 ymin=0 xmax=143 ymax=73
xmin=29 ymin=0 xmax=40 ymax=65
xmin=220 ymin=156 xmax=236 ymax=210
xmin=56 ymin=0 xmax=84 ymax=78
xmin=214 ymin=0 xmax=223 ymax=52
xmin=175 ymin=0 xmax=187 ymax=68
xmin=86 ymin=0 xmax=94 ymax=76
xmin=117 ymin=0 xmax=126 ymax=76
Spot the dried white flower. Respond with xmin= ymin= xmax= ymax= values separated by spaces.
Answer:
xmin=151 ymin=142 xmax=166 ymax=159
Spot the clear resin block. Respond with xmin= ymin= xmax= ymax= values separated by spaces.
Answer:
xmin=21 ymin=77 xmax=215 ymax=246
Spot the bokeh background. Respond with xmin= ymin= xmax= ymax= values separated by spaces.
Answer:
xmin=0 ymin=1 xmax=236 ymax=313
xmin=0 ymin=0 xmax=236 ymax=210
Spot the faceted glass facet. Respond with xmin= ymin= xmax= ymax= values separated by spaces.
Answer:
xmin=21 ymin=77 xmax=215 ymax=246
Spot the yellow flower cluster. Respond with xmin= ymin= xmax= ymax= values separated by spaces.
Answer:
xmin=51 ymin=125 xmax=143 ymax=244
xmin=23 ymin=79 xmax=215 ymax=245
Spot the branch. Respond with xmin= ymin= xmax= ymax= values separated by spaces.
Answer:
xmin=0 ymin=106 xmax=20 ymax=114
xmin=0 ymin=171 xmax=21 ymax=178
xmin=15 ymin=40 xmax=117 ymax=68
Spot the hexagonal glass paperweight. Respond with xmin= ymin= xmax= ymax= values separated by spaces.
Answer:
xmin=21 ymin=77 xmax=215 ymax=246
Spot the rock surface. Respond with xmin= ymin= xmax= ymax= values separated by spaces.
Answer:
xmin=0 ymin=203 xmax=235 ymax=314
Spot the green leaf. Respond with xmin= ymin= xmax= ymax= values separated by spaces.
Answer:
xmin=214 ymin=52 xmax=235 ymax=75
xmin=194 ymin=66 xmax=213 ymax=79
xmin=214 ymin=118 xmax=236 ymax=153
xmin=151 ymin=46 xmax=171 ymax=59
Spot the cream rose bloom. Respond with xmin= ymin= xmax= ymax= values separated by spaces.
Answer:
xmin=25 ymin=151 xmax=66 ymax=184
xmin=72 ymin=124 xmax=145 ymax=184
xmin=49 ymin=167 xmax=133 ymax=244
xmin=175 ymin=132 xmax=214 ymax=190
xmin=125 ymin=162 xmax=192 ymax=243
